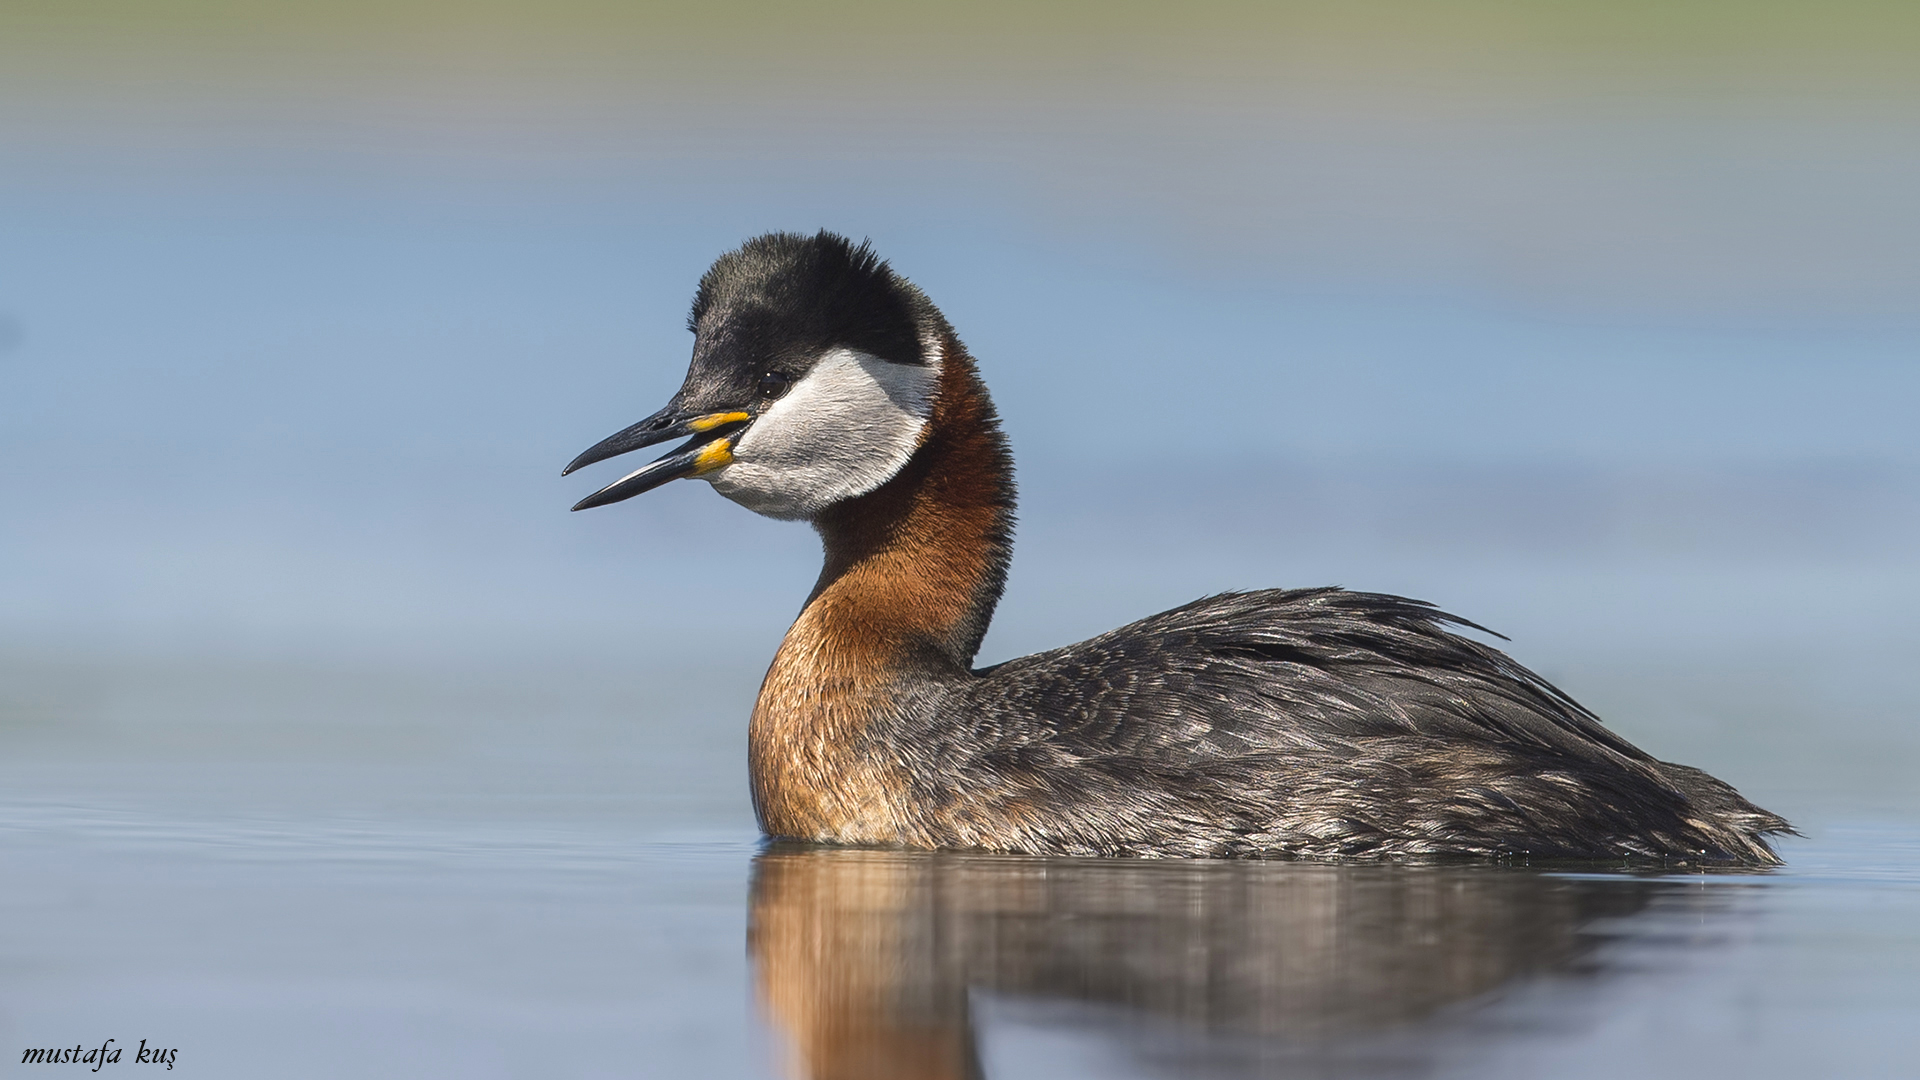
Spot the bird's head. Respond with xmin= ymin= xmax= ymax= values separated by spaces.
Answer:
xmin=564 ymin=231 xmax=945 ymax=521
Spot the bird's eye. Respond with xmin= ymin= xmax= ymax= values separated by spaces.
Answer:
xmin=758 ymin=371 xmax=792 ymax=397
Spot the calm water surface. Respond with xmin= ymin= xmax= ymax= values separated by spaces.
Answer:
xmin=2 ymin=650 xmax=1916 ymax=1079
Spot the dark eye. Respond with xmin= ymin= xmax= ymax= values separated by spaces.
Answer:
xmin=758 ymin=370 xmax=792 ymax=397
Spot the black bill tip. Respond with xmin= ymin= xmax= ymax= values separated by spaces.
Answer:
xmin=569 ymin=434 xmax=734 ymax=511
xmin=562 ymin=409 xmax=750 ymax=478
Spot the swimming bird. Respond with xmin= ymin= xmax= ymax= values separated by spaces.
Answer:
xmin=564 ymin=231 xmax=1790 ymax=864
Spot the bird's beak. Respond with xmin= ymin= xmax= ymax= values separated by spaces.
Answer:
xmin=563 ymin=405 xmax=752 ymax=511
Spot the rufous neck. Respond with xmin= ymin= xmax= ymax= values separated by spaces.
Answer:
xmin=803 ymin=340 xmax=1015 ymax=672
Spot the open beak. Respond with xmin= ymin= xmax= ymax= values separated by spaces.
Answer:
xmin=563 ymin=405 xmax=751 ymax=511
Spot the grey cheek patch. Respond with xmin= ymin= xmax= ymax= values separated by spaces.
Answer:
xmin=708 ymin=349 xmax=941 ymax=520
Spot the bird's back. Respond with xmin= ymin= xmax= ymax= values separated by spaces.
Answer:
xmin=885 ymin=588 xmax=1788 ymax=862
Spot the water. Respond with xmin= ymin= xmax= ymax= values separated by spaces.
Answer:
xmin=3 ymin=639 xmax=1917 ymax=1078
xmin=4 ymin=4 xmax=1919 ymax=1076
xmin=5 ymin=800 xmax=1917 ymax=1078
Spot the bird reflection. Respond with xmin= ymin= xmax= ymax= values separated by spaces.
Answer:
xmin=748 ymin=845 xmax=1713 ymax=1080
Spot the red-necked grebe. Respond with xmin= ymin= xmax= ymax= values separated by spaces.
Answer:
xmin=564 ymin=231 xmax=1790 ymax=864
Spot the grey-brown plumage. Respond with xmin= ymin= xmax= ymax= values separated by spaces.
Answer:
xmin=892 ymin=589 xmax=1788 ymax=861
xmin=567 ymin=230 xmax=1792 ymax=865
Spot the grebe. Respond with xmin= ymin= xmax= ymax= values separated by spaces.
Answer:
xmin=564 ymin=231 xmax=1790 ymax=864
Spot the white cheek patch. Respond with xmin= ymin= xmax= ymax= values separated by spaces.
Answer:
xmin=706 ymin=348 xmax=941 ymax=520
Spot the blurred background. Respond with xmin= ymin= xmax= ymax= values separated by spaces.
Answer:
xmin=4 ymin=0 xmax=1916 ymax=820
xmin=2 ymin=3 xmax=1917 ymax=1076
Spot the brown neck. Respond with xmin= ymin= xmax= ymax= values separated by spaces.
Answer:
xmin=803 ymin=336 xmax=1016 ymax=673
xmin=748 ymin=333 xmax=1015 ymax=842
